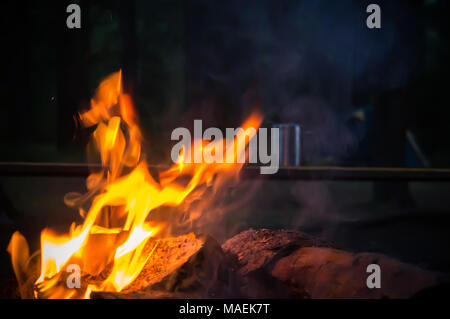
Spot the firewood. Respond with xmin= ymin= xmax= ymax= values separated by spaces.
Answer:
xmin=270 ymin=247 xmax=441 ymax=298
xmin=32 ymin=232 xmax=205 ymax=298
xmin=221 ymin=228 xmax=334 ymax=276
xmin=25 ymin=228 xmax=444 ymax=299
xmin=222 ymin=229 xmax=444 ymax=299
xmin=95 ymin=229 xmax=338 ymax=299
xmin=122 ymin=233 xmax=205 ymax=292
xmin=92 ymin=233 xmax=243 ymax=299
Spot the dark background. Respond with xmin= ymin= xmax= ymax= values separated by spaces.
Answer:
xmin=1 ymin=0 xmax=450 ymax=296
xmin=0 ymin=0 xmax=449 ymax=168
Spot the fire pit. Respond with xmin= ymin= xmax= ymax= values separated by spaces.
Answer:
xmin=2 ymin=72 xmax=448 ymax=300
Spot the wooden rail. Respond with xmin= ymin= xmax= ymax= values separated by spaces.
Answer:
xmin=1 ymin=162 xmax=450 ymax=181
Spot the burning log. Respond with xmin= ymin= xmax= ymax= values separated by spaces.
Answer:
xmin=92 ymin=233 xmax=243 ymax=299
xmin=221 ymin=228 xmax=335 ymax=276
xmin=8 ymin=232 xmax=227 ymax=299
xmin=9 ymin=232 xmax=217 ymax=299
xmin=270 ymin=247 xmax=440 ymax=298
xmin=7 ymin=228 xmax=445 ymax=299
xmin=220 ymin=228 xmax=335 ymax=298
xmin=222 ymin=229 xmax=444 ymax=299
xmin=92 ymin=229 xmax=445 ymax=299
xmin=92 ymin=229 xmax=336 ymax=299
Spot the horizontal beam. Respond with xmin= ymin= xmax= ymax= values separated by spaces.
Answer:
xmin=0 ymin=162 xmax=450 ymax=182
xmin=241 ymin=166 xmax=450 ymax=181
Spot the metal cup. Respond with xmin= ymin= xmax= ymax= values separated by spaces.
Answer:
xmin=272 ymin=123 xmax=302 ymax=166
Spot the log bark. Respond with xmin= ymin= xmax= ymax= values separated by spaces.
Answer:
xmin=7 ymin=229 xmax=445 ymax=299
xmin=92 ymin=233 xmax=243 ymax=299
xmin=95 ymin=229 xmax=338 ymax=299
xmin=222 ymin=229 xmax=444 ymax=299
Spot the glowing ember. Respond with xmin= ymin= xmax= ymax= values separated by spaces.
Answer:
xmin=7 ymin=71 xmax=262 ymax=299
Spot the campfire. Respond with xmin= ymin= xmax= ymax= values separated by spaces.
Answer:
xmin=5 ymin=71 xmax=444 ymax=300
xmin=6 ymin=71 xmax=262 ymax=299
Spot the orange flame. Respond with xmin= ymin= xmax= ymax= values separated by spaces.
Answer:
xmin=7 ymin=71 xmax=262 ymax=299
